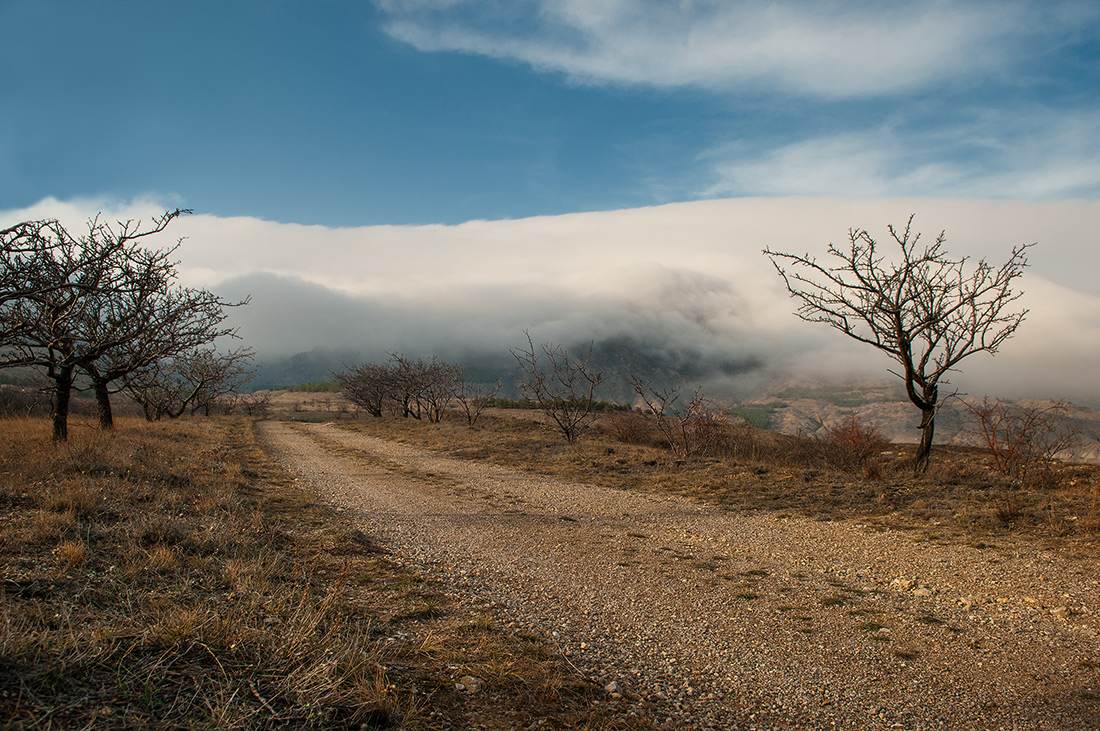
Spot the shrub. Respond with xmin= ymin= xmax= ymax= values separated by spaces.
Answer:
xmin=962 ymin=398 xmax=1079 ymax=484
xmin=823 ymin=413 xmax=890 ymax=471
xmin=601 ymin=410 xmax=656 ymax=446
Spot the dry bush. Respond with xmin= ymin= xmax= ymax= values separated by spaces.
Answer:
xmin=683 ymin=402 xmax=736 ymax=458
xmin=822 ymin=413 xmax=891 ymax=471
xmin=962 ymin=397 xmax=1079 ymax=485
xmin=629 ymin=381 xmax=718 ymax=458
xmin=601 ymin=410 xmax=657 ymax=446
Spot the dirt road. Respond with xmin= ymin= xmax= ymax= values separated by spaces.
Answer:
xmin=258 ymin=421 xmax=1100 ymax=730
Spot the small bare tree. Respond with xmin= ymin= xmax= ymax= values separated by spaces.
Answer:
xmin=415 ymin=356 xmax=461 ymax=423
xmin=334 ymin=362 xmax=390 ymax=417
xmin=387 ymin=353 xmax=425 ymax=419
xmin=451 ymin=368 xmax=502 ymax=426
xmin=765 ymin=215 xmax=1030 ymax=474
xmin=631 ymin=378 xmax=707 ymax=458
xmin=124 ymin=346 xmax=254 ymax=420
xmin=512 ymin=331 xmax=603 ymax=443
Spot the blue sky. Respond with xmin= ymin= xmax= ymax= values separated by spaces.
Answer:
xmin=4 ymin=0 xmax=1099 ymax=226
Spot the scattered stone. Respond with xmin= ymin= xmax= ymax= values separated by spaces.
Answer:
xmin=457 ymin=676 xmax=481 ymax=693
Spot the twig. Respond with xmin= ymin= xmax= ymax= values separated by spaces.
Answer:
xmin=248 ymin=680 xmax=277 ymax=715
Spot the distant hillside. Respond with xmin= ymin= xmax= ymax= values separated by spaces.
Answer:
xmin=250 ymin=335 xmax=748 ymax=403
xmin=742 ymin=377 xmax=1100 ymax=463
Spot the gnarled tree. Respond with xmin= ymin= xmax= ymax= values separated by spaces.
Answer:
xmin=0 ymin=210 xmax=192 ymax=439
xmin=334 ymin=361 xmax=392 ymax=417
xmin=765 ymin=215 xmax=1030 ymax=473
xmin=79 ymin=273 xmax=240 ymax=429
xmin=1 ymin=209 xmax=246 ymax=437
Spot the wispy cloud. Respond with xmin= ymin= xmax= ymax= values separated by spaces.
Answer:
xmin=374 ymin=0 xmax=1056 ymax=98
xmin=702 ymin=106 xmax=1100 ymax=199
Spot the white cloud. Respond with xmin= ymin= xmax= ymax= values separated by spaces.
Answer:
xmin=376 ymin=0 xmax=1035 ymax=97
xmin=4 ymin=196 xmax=1098 ymax=403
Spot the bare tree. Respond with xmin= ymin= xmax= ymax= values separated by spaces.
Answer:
xmin=387 ymin=353 xmax=425 ymax=419
xmin=334 ymin=355 xmax=461 ymax=422
xmin=0 ymin=210 xmax=193 ymax=439
xmin=631 ymin=378 xmax=706 ymax=458
xmin=452 ymin=368 xmax=502 ymax=426
xmin=415 ymin=356 xmax=461 ymax=423
xmin=765 ymin=215 xmax=1030 ymax=473
xmin=229 ymin=390 xmax=272 ymax=418
xmin=80 ymin=280 xmax=240 ymax=429
xmin=123 ymin=346 xmax=255 ymax=420
xmin=334 ymin=362 xmax=391 ymax=417
xmin=512 ymin=331 xmax=603 ymax=443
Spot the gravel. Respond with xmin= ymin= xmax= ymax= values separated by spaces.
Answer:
xmin=259 ymin=421 xmax=1100 ymax=730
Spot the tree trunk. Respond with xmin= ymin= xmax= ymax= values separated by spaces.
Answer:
xmin=51 ymin=366 xmax=74 ymax=442
xmin=914 ymin=406 xmax=936 ymax=474
xmin=94 ymin=378 xmax=114 ymax=430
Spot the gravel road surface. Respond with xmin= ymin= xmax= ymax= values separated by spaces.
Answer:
xmin=258 ymin=421 xmax=1100 ymax=730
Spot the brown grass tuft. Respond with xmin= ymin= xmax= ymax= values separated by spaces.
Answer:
xmin=52 ymin=539 xmax=88 ymax=567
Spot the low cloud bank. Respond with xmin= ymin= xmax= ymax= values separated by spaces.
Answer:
xmin=3 ymin=196 xmax=1098 ymax=405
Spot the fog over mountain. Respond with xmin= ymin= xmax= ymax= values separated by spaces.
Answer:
xmin=3 ymin=196 xmax=1098 ymax=406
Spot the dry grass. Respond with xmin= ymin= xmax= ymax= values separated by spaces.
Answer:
xmin=326 ymin=408 xmax=1100 ymax=552
xmin=0 ymin=415 xmax=651 ymax=730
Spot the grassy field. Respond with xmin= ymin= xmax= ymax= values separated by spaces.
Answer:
xmin=0 ymin=415 xmax=652 ymax=729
